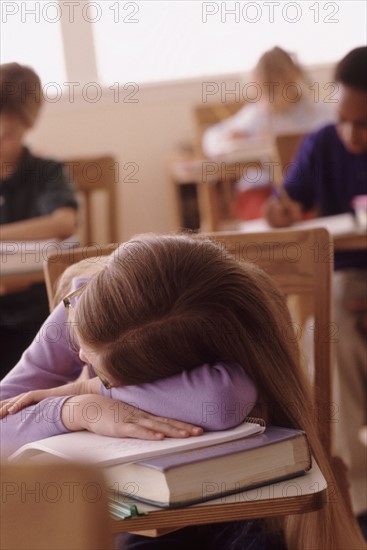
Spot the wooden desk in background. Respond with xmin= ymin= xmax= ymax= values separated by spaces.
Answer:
xmin=168 ymin=139 xmax=275 ymax=232
xmin=235 ymin=214 xmax=367 ymax=252
xmin=1 ymin=243 xmax=45 ymax=294
xmin=169 ymin=146 xmax=367 ymax=249
xmin=0 ymin=240 xmax=80 ymax=295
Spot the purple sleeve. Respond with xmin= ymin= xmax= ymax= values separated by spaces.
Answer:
xmin=0 ymin=300 xmax=83 ymax=398
xmin=0 ymin=396 xmax=71 ymax=458
xmin=101 ymin=362 xmax=257 ymax=431
xmin=0 ymin=301 xmax=84 ymax=458
xmin=283 ymin=132 xmax=317 ymax=211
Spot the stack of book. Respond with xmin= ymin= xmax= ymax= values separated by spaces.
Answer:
xmin=10 ymin=418 xmax=311 ymax=510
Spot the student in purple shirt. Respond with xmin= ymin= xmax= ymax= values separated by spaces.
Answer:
xmin=0 ymin=235 xmax=364 ymax=549
xmin=264 ymin=46 xmax=367 ymax=527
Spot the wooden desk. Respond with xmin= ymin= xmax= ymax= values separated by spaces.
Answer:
xmin=0 ymin=270 xmax=45 ymax=295
xmin=333 ymin=232 xmax=367 ymax=251
xmin=111 ymin=460 xmax=327 ymax=535
xmin=0 ymin=240 xmax=79 ymax=295
xmin=169 ymin=140 xmax=275 ymax=232
xmin=235 ymin=215 xmax=367 ymax=251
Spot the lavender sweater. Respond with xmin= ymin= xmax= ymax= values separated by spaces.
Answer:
xmin=0 ymin=281 xmax=257 ymax=458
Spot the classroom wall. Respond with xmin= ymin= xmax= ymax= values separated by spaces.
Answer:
xmin=26 ymin=64 xmax=335 ymax=242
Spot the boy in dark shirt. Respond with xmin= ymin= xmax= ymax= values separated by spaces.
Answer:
xmin=264 ymin=47 xmax=367 ymax=526
xmin=0 ymin=63 xmax=78 ymax=377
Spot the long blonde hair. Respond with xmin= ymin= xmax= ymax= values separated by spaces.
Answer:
xmin=72 ymin=234 xmax=364 ymax=549
xmin=254 ymin=46 xmax=310 ymax=113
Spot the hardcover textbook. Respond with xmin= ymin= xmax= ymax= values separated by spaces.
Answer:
xmin=107 ymin=426 xmax=311 ymax=507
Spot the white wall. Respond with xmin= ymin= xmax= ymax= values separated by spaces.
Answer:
xmin=26 ymin=63 xmax=335 ymax=242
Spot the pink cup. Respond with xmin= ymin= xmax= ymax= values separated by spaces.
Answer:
xmin=352 ymin=195 xmax=367 ymax=231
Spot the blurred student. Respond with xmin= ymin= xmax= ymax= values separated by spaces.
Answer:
xmin=0 ymin=63 xmax=78 ymax=377
xmin=264 ymin=46 xmax=367 ymax=530
xmin=203 ymin=46 xmax=334 ymax=158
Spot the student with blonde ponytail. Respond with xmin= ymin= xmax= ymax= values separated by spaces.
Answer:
xmin=0 ymin=235 xmax=364 ymax=549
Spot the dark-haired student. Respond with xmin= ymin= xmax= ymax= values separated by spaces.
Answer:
xmin=0 ymin=63 xmax=78 ymax=377
xmin=264 ymin=46 xmax=367 ymax=534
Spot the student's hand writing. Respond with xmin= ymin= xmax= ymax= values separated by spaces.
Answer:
xmin=0 ymin=377 xmax=100 ymax=419
xmin=228 ymin=130 xmax=249 ymax=140
xmin=61 ymin=394 xmax=204 ymax=440
xmin=263 ymin=196 xmax=303 ymax=228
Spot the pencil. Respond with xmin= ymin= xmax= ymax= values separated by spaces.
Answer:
xmin=274 ymin=182 xmax=294 ymax=212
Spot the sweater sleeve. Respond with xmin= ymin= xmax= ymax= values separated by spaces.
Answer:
xmin=101 ymin=362 xmax=257 ymax=431
xmin=36 ymin=159 xmax=78 ymax=215
xmin=0 ymin=298 xmax=84 ymax=459
xmin=0 ymin=396 xmax=72 ymax=458
xmin=0 ymin=300 xmax=84 ymax=399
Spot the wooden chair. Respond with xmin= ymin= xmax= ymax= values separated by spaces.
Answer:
xmin=43 ymin=244 xmax=118 ymax=311
xmin=193 ymin=101 xmax=270 ymax=230
xmin=201 ymin=227 xmax=334 ymax=456
xmin=273 ymin=132 xmax=318 ymax=327
xmin=1 ymin=461 xmax=113 ymax=549
xmin=193 ymin=101 xmax=246 ymax=156
xmin=274 ymin=133 xmax=306 ymax=183
xmin=64 ymin=156 xmax=119 ymax=245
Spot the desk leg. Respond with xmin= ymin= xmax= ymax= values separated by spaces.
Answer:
xmin=197 ymin=181 xmax=218 ymax=232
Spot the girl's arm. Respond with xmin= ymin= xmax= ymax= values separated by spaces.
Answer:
xmin=0 ymin=377 xmax=203 ymax=458
xmin=103 ymin=362 xmax=257 ymax=431
xmin=202 ymin=104 xmax=261 ymax=157
xmin=0 ymin=395 xmax=73 ymax=458
xmin=0 ymin=207 xmax=77 ymax=241
xmin=0 ymin=297 xmax=84 ymax=458
xmin=0 ymin=363 xmax=256 ymax=457
xmin=0 ymin=393 xmax=203 ymax=459
xmin=0 ymin=300 xmax=84 ymax=400
xmin=58 ymin=363 xmax=257 ymax=436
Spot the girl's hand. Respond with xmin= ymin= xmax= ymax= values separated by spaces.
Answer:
xmin=0 ymin=377 xmax=100 ymax=419
xmin=228 ymin=130 xmax=249 ymax=140
xmin=62 ymin=394 xmax=204 ymax=440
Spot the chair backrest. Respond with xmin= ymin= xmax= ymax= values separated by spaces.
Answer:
xmin=274 ymin=133 xmax=306 ymax=173
xmin=44 ymin=244 xmax=118 ymax=310
xmin=64 ymin=156 xmax=118 ymax=245
xmin=1 ymin=461 xmax=113 ymax=550
xmin=193 ymin=101 xmax=245 ymax=155
xmin=201 ymin=227 xmax=333 ymax=456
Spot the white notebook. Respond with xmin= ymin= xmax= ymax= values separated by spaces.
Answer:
xmin=9 ymin=419 xmax=265 ymax=467
xmin=238 ymin=213 xmax=358 ymax=237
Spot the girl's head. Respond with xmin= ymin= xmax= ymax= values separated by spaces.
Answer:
xmin=254 ymin=46 xmax=308 ymax=113
xmin=72 ymin=233 xmax=306 ymax=427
